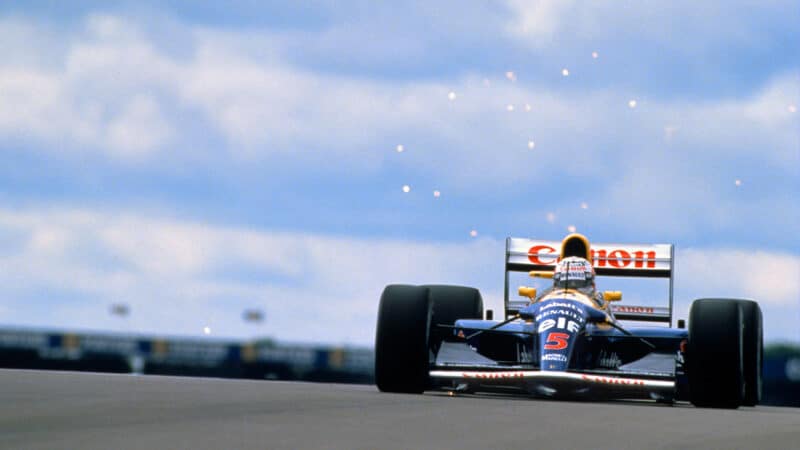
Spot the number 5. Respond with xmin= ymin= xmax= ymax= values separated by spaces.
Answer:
xmin=544 ymin=332 xmax=569 ymax=350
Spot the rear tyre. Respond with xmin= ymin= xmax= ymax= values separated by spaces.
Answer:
xmin=375 ymin=285 xmax=432 ymax=393
xmin=687 ymin=299 xmax=744 ymax=408
xmin=737 ymin=299 xmax=763 ymax=406
xmin=423 ymin=285 xmax=484 ymax=350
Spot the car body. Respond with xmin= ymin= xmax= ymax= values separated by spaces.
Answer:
xmin=375 ymin=233 xmax=762 ymax=408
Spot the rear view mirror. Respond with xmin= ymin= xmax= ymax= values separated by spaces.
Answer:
xmin=529 ymin=271 xmax=553 ymax=279
xmin=603 ymin=291 xmax=622 ymax=301
xmin=518 ymin=286 xmax=537 ymax=299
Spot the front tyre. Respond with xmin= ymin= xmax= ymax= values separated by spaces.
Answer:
xmin=423 ymin=285 xmax=483 ymax=351
xmin=737 ymin=299 xmax=763 ymax=406
xmin=375 ymin=285 xmax=432 ymax=393
xmin=687 ymin=298 xmax=744 ymax=408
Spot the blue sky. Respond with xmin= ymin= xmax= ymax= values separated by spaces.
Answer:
xmin=0 ymin=1 xmax=797 ymax=345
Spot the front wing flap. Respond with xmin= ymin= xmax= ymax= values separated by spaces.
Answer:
xmin=429 ymin=369 xmax=675 ymax=399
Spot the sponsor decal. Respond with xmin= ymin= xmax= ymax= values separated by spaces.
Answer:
xmin=581 ymin=375 xmax=645 ymax=386
xmin=540 ymin=301 xmax=581 ymax=312
xmin=597 ymin=350 xmax=622 ymax=369
xmin=463 ymin=372 xmax=526 ymax=380
xmin=538 ymin=317 xmax=581 ymax=333
xmin=535 ymin=309 xmax=585 ymax=323
xmin=528 ymin=245 xmax=558 ymax=265
xmin=542 ymin=353 xmax=568 ymax=362
xmin=614 ymin=305 xmax=655 ymax=314
xmin=527 ymin=246 xmax=658 ymax=269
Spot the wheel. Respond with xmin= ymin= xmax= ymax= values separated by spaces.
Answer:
xmin=687 ymin=299 xmax=744 ymax=408
xmin=423 ymin=285 xmax=484 ymax=350
xmin=737 ymin=299 xmax=763 ymax=406
xmin=374 ymin=285 xmax=432 ymax=393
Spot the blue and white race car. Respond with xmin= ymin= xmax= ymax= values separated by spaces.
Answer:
xmin=375 ymin=233 xmax=762 ymax=408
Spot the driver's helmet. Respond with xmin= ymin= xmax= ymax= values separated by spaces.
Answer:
xmin=553 ymin=256 xmax=596 ymax=295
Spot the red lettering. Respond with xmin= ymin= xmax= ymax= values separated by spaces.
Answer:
xmin=543 ymin=332 xmax=570 ymax=350
xmin=633 ymin=250 xmax=657 ymax=269
xmin=528 ymin=245 xmax=558 ymax=265
xmin=582 ymin=375 xmax=644 ymax=386
xmin=592 ymin=249 xmax=607 ymax=267
xmin=616 ymin=306 xmax=655 ymax=314
xmin=608 ymin=250 xmax=630 ymax=268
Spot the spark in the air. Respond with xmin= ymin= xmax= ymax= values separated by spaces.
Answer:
xmin=546 ymin=212 xmax=556 ymax=224
xmin=567 ymin=225 xmax=577 ymax=233
xmin=628 ymin=100 xmax=637 ymax=108
xmin=592 ymin=51 xmax=599 ymax=59
xmin=448 ymin=91 xmax=457 ymax=101
xmin=470 ymin=230 xmax=478 ymax=237
xmin=735 ymin=179 xmax=742 ymax=187
xmin=505 ymin=71 xmax=517 ymax=82
xmin=528 ymin=140 xmax=536 ymax=149
xmin=396 ymin=144 xmax=404 ymax=153
xmin=402 ymin=185 xmax=411 ymax=193
xmin=506 ymin=104 xmax=515 ymax=112
xmin=562 ymin=68 xmax=570 ymax=77
xmin=580 ymin=202 xmax=588 ymax=210
xmin=433 ymin=190 xmax=441 ymax=198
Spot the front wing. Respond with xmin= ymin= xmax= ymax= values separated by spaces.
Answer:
xmin=430 ymin=369 xmax=675 ymax=399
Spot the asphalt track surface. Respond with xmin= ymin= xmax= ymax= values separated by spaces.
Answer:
xmin=1 ymin=370 xmax=798 ymax=450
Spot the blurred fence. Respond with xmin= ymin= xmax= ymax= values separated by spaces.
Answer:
xmin=0 ymin=326 xmax=797 ymax=406
xmin=0 ymin=327 xmax=373 ymax=383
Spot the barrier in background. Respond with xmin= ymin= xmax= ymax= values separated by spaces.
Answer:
xmin=0 ymin=326 xmax=797 ymax=406
xmin=0 ymin=327 xmax=373 ymax=382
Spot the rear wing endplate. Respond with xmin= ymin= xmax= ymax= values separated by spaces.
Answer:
xmin=504 ymin=238 xmax=675 ymax=325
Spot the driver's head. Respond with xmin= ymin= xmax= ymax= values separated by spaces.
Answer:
xmin=553 ymin=256 xmax=596 ymax=294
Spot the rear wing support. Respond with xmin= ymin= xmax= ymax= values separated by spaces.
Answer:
xmin=504 ymin=238 xmax=675 ymax=326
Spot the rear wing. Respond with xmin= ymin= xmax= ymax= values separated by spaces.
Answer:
xmin=504 ymin=238 xmax=675 ymax=324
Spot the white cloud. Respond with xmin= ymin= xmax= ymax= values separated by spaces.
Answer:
xmin=505 ymin=0 xmax=575 ymax=44
xmin=0 ymin=205 xmax=797 ymax=344
xmin=0 ymin=14 xmax=796 ymax=182
xmin=677 ymin=248 xmax=800 ymax=306
xmin=106 ymin=95 xmax=173 ymax=158
xmin=504 ymin=0 xmax=798 ymax=56
xmin=0 ymin=206 xmax=503 ymax=344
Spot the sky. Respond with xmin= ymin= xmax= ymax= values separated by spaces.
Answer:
xmin=0 ymin=1 xmax=797 ymax=346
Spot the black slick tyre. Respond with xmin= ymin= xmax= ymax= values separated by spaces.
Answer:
xmin=374 ymin=285 xmax=432 ymax=393
xmin=423 ymin=285 xmax=483 ymax=350
xmin=687 ymin=298 xmax=744 ymax=408
xmin=737 ymin=299 xmax=763 ymax=406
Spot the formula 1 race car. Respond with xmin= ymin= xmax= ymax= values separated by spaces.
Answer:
xmin=375 ymin=234 xmax=763 ymax=408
